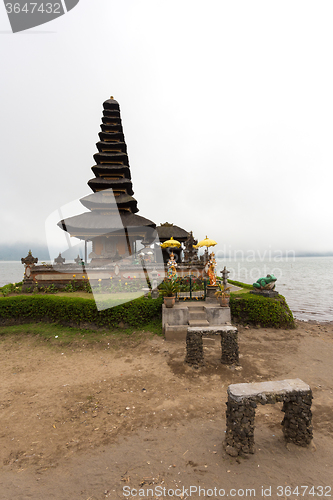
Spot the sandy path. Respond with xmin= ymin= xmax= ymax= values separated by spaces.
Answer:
xmin=0 ymin=321 xmax=332 ymax=499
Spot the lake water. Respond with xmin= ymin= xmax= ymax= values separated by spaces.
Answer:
xmin=0 ymin=261 xmax=25 ymax=288
xmin=0 ymin=257 xmax=332 ymax=323
xmin=216 ymin=256 xmax=333 ymax=323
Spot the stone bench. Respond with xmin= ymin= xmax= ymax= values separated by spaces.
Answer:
xmin=224 ymin=379 xmax=313 ymax=456
xmin=185 ymin=326 xmax=239 ymax=367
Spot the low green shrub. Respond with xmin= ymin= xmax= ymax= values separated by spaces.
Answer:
xmin=0 ymin=281 xmax=295 ymax=329
xmin=0 ymin=295 xmax=163 ymax=329
xmin=1 ymin=282 xmax=22 ymax=297
xmin=230 ymin=292 xmax=295 ymax=328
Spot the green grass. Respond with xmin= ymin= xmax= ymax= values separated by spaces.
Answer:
xmin=0 ymin=319 xmax=163 ymax=347
xmin=228 ymin=279 xmax=253 ymax=290
xmin=55 ymin=291 xmax=95 ymax=299
xmin=230 ymin=288 xmax=249 ymax=295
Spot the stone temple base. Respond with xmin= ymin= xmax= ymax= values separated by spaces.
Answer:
xmin=224 ymin=379 xmax=313 ymax=456
xmin=163 ymin=302 xmax=231 ymax=341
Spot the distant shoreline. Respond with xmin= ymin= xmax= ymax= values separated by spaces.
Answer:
xmin=1 ymin=253 xmax=333 ymax=262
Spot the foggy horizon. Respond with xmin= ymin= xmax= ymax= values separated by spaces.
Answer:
xmin=1 ymin=1 xmax=333 ymax=256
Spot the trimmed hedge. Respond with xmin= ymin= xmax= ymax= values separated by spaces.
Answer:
xmin=0 ymin=295 xmax=163 ymax=329
xmin=0 ymin=286 xmax=295 ymax=329
xmin=230 ymin=292 xmax=295 ymax=328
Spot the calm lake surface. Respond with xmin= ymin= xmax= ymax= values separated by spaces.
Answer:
xmin=216 ymin=256 xmax=333 ymax=323
xmin=1 ymin=257 xmax=332 ymax=323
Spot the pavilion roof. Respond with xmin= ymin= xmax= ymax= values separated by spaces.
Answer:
xmin=156 ymin=223 xmax=190 ymax=242
xmin=58 ymin=211 xmax=155 ymax=233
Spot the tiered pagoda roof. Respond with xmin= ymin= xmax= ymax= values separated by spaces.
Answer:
xmin=58 ymin=97 xmax=156 ymax=241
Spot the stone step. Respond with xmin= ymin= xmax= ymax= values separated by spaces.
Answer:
xmin=188 ymin=311 xmax=207 ymax=320
xmin=188 ymin=319 xmax=210 ymax=327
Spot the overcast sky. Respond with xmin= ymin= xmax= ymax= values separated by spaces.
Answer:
xmin=1 ymin=0 xmax=333 ymax=258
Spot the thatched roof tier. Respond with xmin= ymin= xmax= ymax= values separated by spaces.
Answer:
xmin=80 ymin=192 xmax=138 ymax=213
xmin=88 ymin=177 xmax=134 ymax=195
xmin=100 ymin=123 xmax=122 ymax=133
xmin=96 ymin=141 xmax=127 ymax=153
xmin=93 ymin=152 xmax=129 ymax=165
xmin=103 ymin=98 xmax=120 ymax=110
xmin=102 ymin=109 xmax=121 ymax=118
xmin=156 ymin=223 xmax=190 ymax=242
xmin=101 ymin=116 xmax=121 ymax=126
xmin=98 ymin=131 xmax=125 ymax=142
xmin=58 ymin=212 xmax=155 ymax=238
xmin=91 ymin=165 xmax=131 ymax=179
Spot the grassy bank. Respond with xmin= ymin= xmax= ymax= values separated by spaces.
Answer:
xmin=228 ymin=279 xmax=295 ymax=328
xmin=0 ymin=322 xmax=162 ymax=346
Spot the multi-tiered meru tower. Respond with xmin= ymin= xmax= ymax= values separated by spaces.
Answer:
xmin=58 ymin=97 xmax=157 ymax=264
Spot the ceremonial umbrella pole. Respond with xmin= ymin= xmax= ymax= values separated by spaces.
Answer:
xmin=194 ymin=236 xmax=218 ymax=298
xmin=193 ymin=236 xmax=217 ymax=262
xmin=160 ymin=237 xmax=181 ymax=282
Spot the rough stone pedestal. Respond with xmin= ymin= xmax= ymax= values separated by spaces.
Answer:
xmin=205 ymin=285 xmax=218 ymax=301
xmin=224 ymin=379 xmax=313 ymax=456
xmin=185 ymin=326 xmax=239 ymax=368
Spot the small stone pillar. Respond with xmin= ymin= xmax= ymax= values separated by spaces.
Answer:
xmin=225 ymin=399 xmax=256 ymax=455
xmin=151 ymin=267 xmax=159 ymax=299
xmin=221 ymin=329 xmax=239 ymax=365
xmin=21 ymin=250 xmax=38 ymax=291
xmin=185 ymin=330 xmax=204 ymax=367
xmin=54 ymin=252 xmax=65 ymax=265
xmin=281 ymin=392 xmax=313 ymax=446
xmin=220 ymin=266 xmax=230 ymax=289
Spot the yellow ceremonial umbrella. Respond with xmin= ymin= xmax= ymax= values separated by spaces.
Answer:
xmin=193 ymin=235 xmax=217 ymax=249
xmin=160 ymin=236 xmax=181 ymax=248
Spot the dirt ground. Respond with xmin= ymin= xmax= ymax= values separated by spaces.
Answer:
xmin=0 ymin=320 xmax=332 ymax=500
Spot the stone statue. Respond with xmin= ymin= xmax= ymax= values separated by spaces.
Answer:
xmin=253 ymin=274 xmax=277 ymax=290
xmin=206 ymin=252 xmax=217 ymax=286
xmin=167 ymin=252 xmax=178 ymax=279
